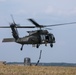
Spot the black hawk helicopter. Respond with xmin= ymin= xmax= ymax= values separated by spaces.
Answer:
xmin=0 ymin=16 xmax=76 ymax=50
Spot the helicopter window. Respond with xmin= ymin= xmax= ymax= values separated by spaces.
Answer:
xmin=40 ymin=35 xmax=45 ymax=41
xmin=45 ymin=35 xmax=49 ymax=41
xmin=46 ymin=35 xmax=49 ymax=39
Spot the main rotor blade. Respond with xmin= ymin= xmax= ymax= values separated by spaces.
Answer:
xmin=1 ymin=21 xmax=76 ymax=29
xmin=0 ymin=26 xmax=36 ymax=28
xmin=45 ymin=28 xmax=52 ymax=30
xmin=11 ymin=14 xmax=15 ymax=24
xmin=44 ymin=22 xmax=76 ymax=27
xmin=17 ymin=26 xmax=36 ymax=28
xmin=0 ymin=26 xmax=10 ymax=28
xmin=28 ymin=19 xmax=43 ymax=27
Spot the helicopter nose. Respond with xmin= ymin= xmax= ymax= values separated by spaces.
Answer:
xmin=53 ymin=37 xmax=56 ymax=43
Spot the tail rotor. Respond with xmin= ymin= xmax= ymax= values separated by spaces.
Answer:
xmin=10 ymin=15 xmax=19 ymax=40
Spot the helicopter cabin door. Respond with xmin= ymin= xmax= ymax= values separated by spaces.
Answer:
xmin=40 ymin=35 xmax=46 ymax=43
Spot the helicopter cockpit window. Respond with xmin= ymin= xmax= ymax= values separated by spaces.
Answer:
xmin=45 ymin=35 xmax=49 ymax=41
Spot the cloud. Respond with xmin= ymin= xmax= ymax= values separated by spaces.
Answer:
xmin=45 ymin=6 xmax=76 ymax=16
xmin=45 ymin=6 xmax=56 ymax=14
xmin=0 ymin=0 xmax=76 ymax=19
xmin=0 ymin=0 xmax=6 ymax=2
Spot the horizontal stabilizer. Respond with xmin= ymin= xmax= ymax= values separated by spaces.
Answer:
xmin=2 ymin=38 xmax=15 ymax=42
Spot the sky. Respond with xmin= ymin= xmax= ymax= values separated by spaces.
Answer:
xmin=0 ymin=0 xmax=76 ymax=63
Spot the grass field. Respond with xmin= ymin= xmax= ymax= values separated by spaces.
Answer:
xmin=0 ymin=65 xmax=76 ymax=75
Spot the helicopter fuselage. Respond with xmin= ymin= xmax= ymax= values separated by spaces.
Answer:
xmin=16 ymin=30 xmax=55 ymax=48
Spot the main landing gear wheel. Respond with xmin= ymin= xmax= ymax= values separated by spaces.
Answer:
xmin=50 ymin=43 xmax=53 ymax=48
xmin=36 ymin=44 xmax=40 ymax=48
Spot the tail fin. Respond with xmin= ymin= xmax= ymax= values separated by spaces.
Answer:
xmin=10 ymin=15 xmax=19 ymax=40
xmin=10 ymin=25 xmax=19 ymax=40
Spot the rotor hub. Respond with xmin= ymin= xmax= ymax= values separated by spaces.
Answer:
xmin=10 ymin=24 xmax=16 ymax=28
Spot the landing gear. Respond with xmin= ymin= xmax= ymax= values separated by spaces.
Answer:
xmin=50 ymin=43 xmax=53 ymax=48
xmin=36 ymin=44 xmax=40 ymax=48
xmin=20 ymin=44 xmax=24 ymax=50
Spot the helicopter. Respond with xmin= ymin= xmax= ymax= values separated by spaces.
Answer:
xmin=0 ymin=16 xmax=76 ymax=50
